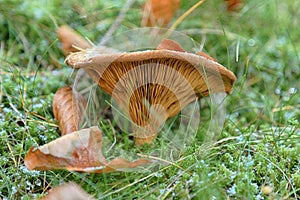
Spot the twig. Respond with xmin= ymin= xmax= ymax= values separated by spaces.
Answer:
xmin=106 ymin=121 xmax=117 ymax=153
xmin=272 ymin=105 xmax=299 ymax=112
xmin=99 ymin=0 xmax=135 ymax=45
xmin=100 ymin=164 xmax=174 ymax=199
xmin=72 ymin=1 xmax=134 ymax=88
xmin=159 ymin=164 xmax=195 ymax=199
xmin=166 ymin=0 xmax=206 ymax=36
xmin=137 ymin=153 xmax=183 ymax=170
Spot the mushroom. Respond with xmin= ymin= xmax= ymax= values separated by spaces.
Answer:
xmin=66 ymin=39 xmax=236 ymax=145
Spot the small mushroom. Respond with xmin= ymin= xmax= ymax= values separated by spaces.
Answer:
xmin=66 ymin=39 xmax=236 ymax=145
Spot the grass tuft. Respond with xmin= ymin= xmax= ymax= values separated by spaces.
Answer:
xmin=0 ymin=0 xmax=299 ymax=199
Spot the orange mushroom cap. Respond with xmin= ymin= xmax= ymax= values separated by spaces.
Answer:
xmin=66 ymin=39 xmax=236 ymax=144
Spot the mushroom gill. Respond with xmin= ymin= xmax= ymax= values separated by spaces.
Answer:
xmin=66 ymin=39 xmax=236 ymax=145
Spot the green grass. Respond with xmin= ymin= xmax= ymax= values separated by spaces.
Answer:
xmin=0 ymin=0 xmax=299 ymax=199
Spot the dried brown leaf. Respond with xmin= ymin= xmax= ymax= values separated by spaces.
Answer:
xmin=224 ymin=0 xmax=243 ymax=11
xmin=25 ymin=127 xmax=151 ymax=173
xmin=156 ymin=39 xmax=185 ymax=52
xmin=52 ymin=86 xmax=87 ymax=135
xmin=141 ymin=0 xmax=180 ymax=27
xmin=101 ymin=157 xmax=152 ymax=173
xmin=25 ymin=127 xmax=106 ymax=171
xmin=156 ymin=39 xmax=217 ymax=62
xmin=42 ymin=182 xmax=95 ymax=200
xmin=57 ymin=25 xmax=92 ymax=55
xmin=157 ymin=39 xmax=217 ymax=62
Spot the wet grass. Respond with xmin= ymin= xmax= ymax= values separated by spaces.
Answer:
xmin=0 ymin=0 xmax=299 ymax=199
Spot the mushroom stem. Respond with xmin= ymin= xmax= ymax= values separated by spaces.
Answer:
xmin=133 ymin=127 xmax=158 ymax=145
xmin=132 ymin=104 xmax=168 ymax=145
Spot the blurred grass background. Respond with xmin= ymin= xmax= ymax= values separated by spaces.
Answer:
xmin=0 ymin=0 xmax=299 ymax=199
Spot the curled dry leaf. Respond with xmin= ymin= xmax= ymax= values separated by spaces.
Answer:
xmin=52 ymin=86 xmax=87 ymax=135
xmin=58 ymin=25 xmax=119 ymax=55
xmin=141 ymin=0 xmax=180 ymax=27
xmin=224 ymin=0 xmax=243 ymax=11
xmin=57 ymin=25 xmax=92 ymax=55
xmin=42 ymin=182 xmax=95 ymax=200
xmin=25 ymin=126 xmax=151 ymax=173
xmin=156 ymin=38 xmax=185 ymax=52
xmin=157 ymin=39 xmax=216 ymax=61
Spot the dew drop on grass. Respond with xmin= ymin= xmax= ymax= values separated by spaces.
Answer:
xmin=274 ymin=87 xmax=281 ymax=95
xmin=288 ymin=87 xmax=297 ymax=94
xmin=26 ymin=180 xmax=33 ymax=190
xmin=187 ymin=178 xmax=194 ymax=184
xmin=155 ymin=172 xmax=163 ymax=178
xmin=11 ymin=186 xmax=17 ymax=194
xmin=96 ymin=23 xmax=107 ymax=31
xmin=32 ymin=102 xmax=43 ymax=109
xmin=35 ymin=179 xmax=41 ymax=186
xmin=192 ymin=172 xmax=200 ymax=182
xmin=269 ymin=61 xmax=282 ymax=69
xmin=20 ymin=164 xmax=40 ymax=175
xmin=276 ymin=37 xmax=287 ymax=47
xmin=230 ymin=172 xmax=237 ymax=181
xmin=0 ymin=130 xmax=6 ymax=137
xmin=159 ymin=189 xmax=166 ymax=195
xmin=208 ymin=172 xmax=214 ymax=177
xmin=282 ymin=95 xmax=290 ymax=101
xmin=248 ymin=39 xmax=256 ymax=47
xmin=236 ymin=135 xmax=244 ymax=142
xmin=39 ymin=134 xmax=48 ymax=142
xmin=33 ymin=9 xmax=44 ymax=19
xmin=2 ymin=107 xmax=12 ymax=114
xmin=227 ymin=183 xmax=236 ymax=196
